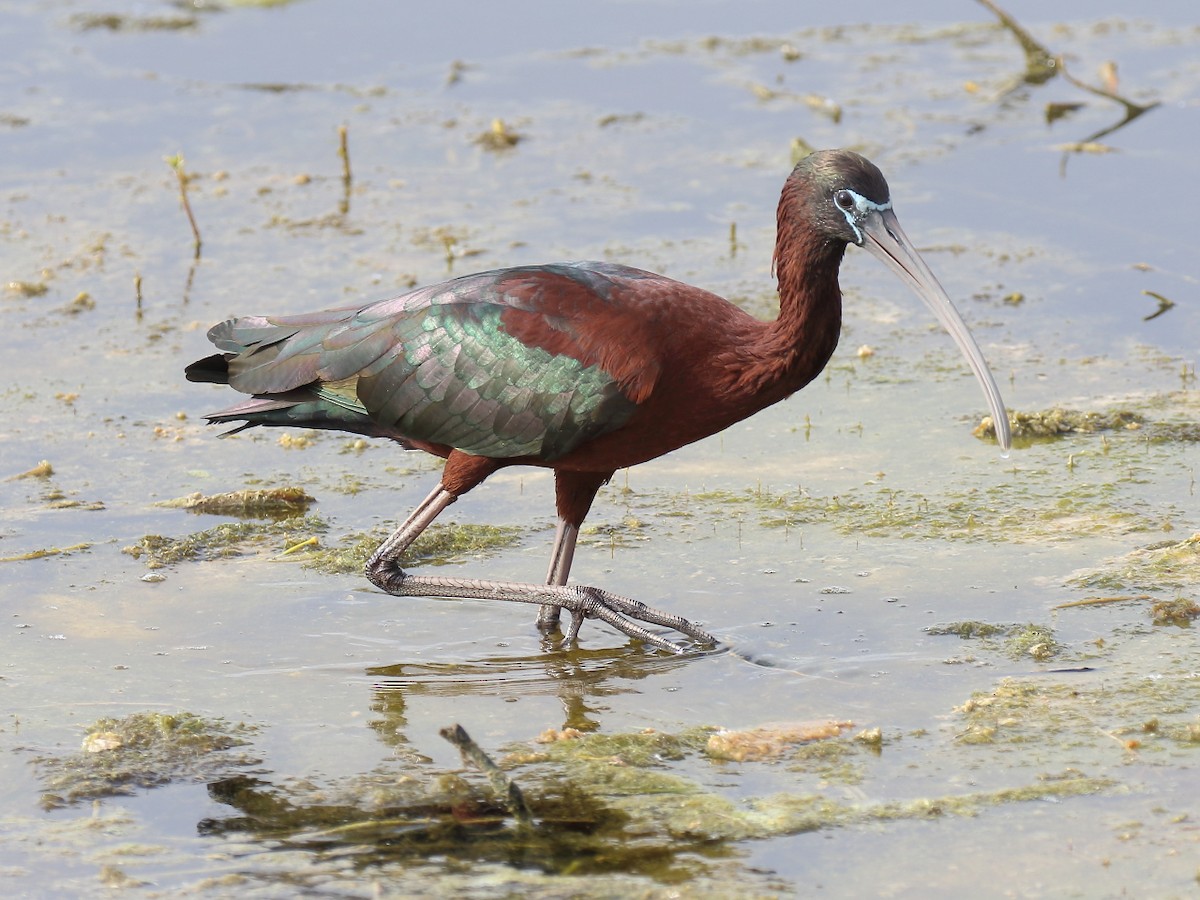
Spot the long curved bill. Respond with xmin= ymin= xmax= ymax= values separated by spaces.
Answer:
xmin=860 ymin=207 xmax=1012 ymax=453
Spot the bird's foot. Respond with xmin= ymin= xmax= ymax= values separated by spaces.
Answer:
xmin=365 ymin=555 xmax=407 ymax=594
xmin=552 ymin=584 xmax=716 ymax=654
xmin=535 ymin=603 xmax=563 ymax=634
xmin=365 ymin=554 xmax=716 ymax=654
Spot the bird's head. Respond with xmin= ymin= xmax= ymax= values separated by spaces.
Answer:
xmin=783 ymin=149 xmax=1012 ymax=453
xmin=788 ymin=148 xmax=894 ymax=248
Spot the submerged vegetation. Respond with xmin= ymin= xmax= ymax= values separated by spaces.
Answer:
xmin=35 ymin=713 xmax=259 ymax=810
xmin=686 ymin=478 xmax=1160 ymax=546
xmin=120 ymin=512 xmax=523 ymax=573
xmin=41 ymin=712 xmax=1103 ymax=883
xmin=927 ymin=621 xmax=1063 ymax=661
xmin=647 ymin=400 xmax=1197 ymax=551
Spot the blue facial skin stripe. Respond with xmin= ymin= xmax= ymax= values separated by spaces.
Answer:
xmin=838 ymin=189 xmax=893 ymax=244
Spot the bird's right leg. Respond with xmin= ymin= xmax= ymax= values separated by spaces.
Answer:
xmin=535 ymin=519 xmax=578 ymax=634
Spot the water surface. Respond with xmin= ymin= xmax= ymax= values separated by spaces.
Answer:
xmin=2 ymin=1 xmax=1198 ymax=896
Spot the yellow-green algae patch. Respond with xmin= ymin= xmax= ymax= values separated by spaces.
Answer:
xmin=955 ymin=673 xmax=1200 ymax=754
xmin=6 ymin=459 xmax=54 ymax=480
xmin=35 ymin=713 xmax=260 ymax=809
xmin=301 ymin=522 xmax=525 ymax=575
xmin=71 ymin=13 xmax=198 ymax=32
xmin=4 ymin=279 xmax=50 ymax=297
xmin=0 ymin=541 xmax=93 ymax=563
xmin=154 ymin=487 xmax=315 ymax=516
xmin=122 ymin=515 xmax=328 ymax=568
xmin=927 ymin=621 xmax=1064 ymax=661
xmin=1068 ymin=533 xmax=1200 ymax=594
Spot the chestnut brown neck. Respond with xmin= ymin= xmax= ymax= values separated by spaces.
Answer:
xmin=734 ymin=178 xmax=846 ymax=401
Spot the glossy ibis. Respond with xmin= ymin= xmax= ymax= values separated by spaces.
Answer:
xmin=186 ymin=149 xmax=1012 ymax=654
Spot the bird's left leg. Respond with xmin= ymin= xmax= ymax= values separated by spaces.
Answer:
xmin=365 ymin=450 xmax=496 ymax=594
xmin=537 ymin=470 xmax=717 ymax=651
xmin=540 ymin=519 xmax=652 ymax=645
xmin=364 ymin=483 xmax=459 ymax=593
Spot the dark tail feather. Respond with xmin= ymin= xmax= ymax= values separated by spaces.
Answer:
xmin=189 ymin=349 xmax=407 ymax=442
xmin=185 ymin=353 xmax=233 ymax=384
xmin=204 ymin=396 xmax=305 ymax=436
xmin=200 ymin=392 xmax=410 ymax=443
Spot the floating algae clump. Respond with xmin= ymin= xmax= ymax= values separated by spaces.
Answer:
xmin=155 ymin=487 xmax=315 ymax=516
xmin=925 ymin=621 xmax=1010 ymax=640
xmin=122 ymin=515 xmax=327 ymax=567
xmin=926 ymin=621 xmax=1063 ymax=661
xmin=1068 ymin=533 xmax=1200 ymax=594
xmin=1149 ymin=597 xmax=1200 ymax=627
xmin=706 ymin=721 xmax=854 ymax=762
xmin=976 ymin=406 xmax=1200 ymax=445
xmin=974 ymin=407 xmax=1145 ymax=442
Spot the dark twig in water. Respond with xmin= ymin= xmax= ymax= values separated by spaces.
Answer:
xmin=338 ymin=124 xmax=351 ymax=216
xmin=978 ymin=0 xmax=1160 ymax=175
xmin=1053 ymin=55 xmax=1160 ymax=175
xmin=182 ymin=258 xmax=197 ymax=306
xmin=165 ymin=154 xmax=202 ymax=258
xmin=1056 ymin=56 xmax=1159 ymax=121
xmin=976 ymin=0 xmax=1057 ymax=86
xmin=1141 ymin=290 xmax=1175 ymax=322
xmin=439 ymin=723 xmax=534 ymax=828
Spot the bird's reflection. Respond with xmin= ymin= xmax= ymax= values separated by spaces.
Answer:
xmin=366 ymin=641 xmax=708 ymax=747
xmin=197 ymin=644 xmax=734 ymax=885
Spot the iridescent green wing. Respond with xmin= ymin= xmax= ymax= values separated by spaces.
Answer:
xmin=206 ymin=263 xmax=662 ymax=460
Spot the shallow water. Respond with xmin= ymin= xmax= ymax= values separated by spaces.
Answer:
xmin=2 ymin=1 xmax=1199 ymax=896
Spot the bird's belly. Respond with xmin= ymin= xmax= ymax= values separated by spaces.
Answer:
xmin=546 ymin=391 xmax=764 ymax=473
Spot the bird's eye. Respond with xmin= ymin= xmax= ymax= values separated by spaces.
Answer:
xmin=834 ymin=190 xmax=855 ymax=211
